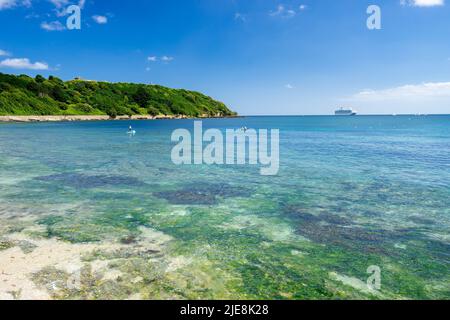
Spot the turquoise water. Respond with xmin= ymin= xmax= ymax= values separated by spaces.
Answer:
xmin=0 ymin=116 xmax=449 ymax=299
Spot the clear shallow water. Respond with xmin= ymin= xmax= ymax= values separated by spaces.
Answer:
xmin=0 ymin=115 xmax=449 ymax=299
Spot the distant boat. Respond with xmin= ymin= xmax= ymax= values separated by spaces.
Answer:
xmin=335 ymin=107 xmax=357 ymax=116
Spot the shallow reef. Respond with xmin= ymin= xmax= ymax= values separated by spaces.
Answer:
xmin=154 ymin=183 xmax=252 ymax=205
xmin=36 ymin=173 xmax=146 ymax=189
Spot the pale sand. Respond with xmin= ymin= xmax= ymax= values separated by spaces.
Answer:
xmin=0 ymin=233 xmax=123 ymax=300
xmin=0 ymin=226 xmax=174 ymax=300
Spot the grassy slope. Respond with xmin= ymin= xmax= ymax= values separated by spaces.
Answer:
xmin=0 ymin=73 xmax=236 ymax=117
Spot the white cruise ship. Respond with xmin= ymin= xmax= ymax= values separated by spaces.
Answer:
xmin=335 ymin=107 xmax=357 ymax=116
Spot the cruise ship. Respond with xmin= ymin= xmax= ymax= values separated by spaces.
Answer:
xmin=335 ymin=107 xmax=357 ymax=116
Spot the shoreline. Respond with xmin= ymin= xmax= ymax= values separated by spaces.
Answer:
xmin=0 ymin=114 xmax=237 ymax=123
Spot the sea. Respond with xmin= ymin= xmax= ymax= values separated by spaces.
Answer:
xmin=0 ymin=115 xmax=449 ymax=299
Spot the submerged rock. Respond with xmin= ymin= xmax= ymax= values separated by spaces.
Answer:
xmin=36 ymin=173 xmax=145 ymax=189
xmin=282 ymin=204 xmax=418 ymax=254
xmin=283 ymin=205 xmax=352 ymax=226
xmin=410 ymin=216 xmax=435 ymax=225
xmin=0 ymin=240 xmax=14 ymax=251
xmin=318 ymin=212 xmax=353 ymax=226
xmin=17 ymin=240 xmax=38 ymax=254
xmin=154 ymin=183 xmax=252 ymax=205
xmin=282 ymin=205 xmax=321 ymax=223
xmin=120 ymin=235 xmax=138 ymax=245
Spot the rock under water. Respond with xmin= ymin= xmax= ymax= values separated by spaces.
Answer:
xmin=154 ymin=183 xmax=252 ymax=205
xmin=36 ymin=173 xmax=146 ymax=189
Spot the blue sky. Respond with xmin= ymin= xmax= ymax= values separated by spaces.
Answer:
xmin=1 ymin=0 xmax=450 ymax=115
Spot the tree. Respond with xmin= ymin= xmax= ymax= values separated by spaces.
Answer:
xmin=107 ymin=107 xmax=117 ymax=118
xmin=26 ymin=81 xmax=40 ymax=94
xmin=52 ymin=86 xmax=69 ymax=102
xmin=35 ymin=75 xmax=46 ymax=83
xmin=132 ymin=86 xmax=151 ymax=108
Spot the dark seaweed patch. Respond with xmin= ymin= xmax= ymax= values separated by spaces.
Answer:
xmin=318 ymin=212 xmax=352 ymax=226
xmin=17 ymin=240 xmax=38 ymax=254
xmin=154 ymin=183 xmax=252 ymax=205
xmin=298 ymin=224 xmax=388 ymax=253
xmin=410 ymin=216 xmax=435 ymax=225
xmin=0 ymin=240 xmax=14 ymax=251
xmin=36 ymin=173 xmax=145 ymax=189
xmin=283 ymin=206 xmax=352 ymax=226
xmin=360 ymin=210 xmax=382 ymax=217
xmin=120 ymin=235 xmax=138 ymax=245
xmin=282 ymin=205 xmax=321 ymax=223
xmin=282 ymin=204 xmax=419 ymax=254
xmin=424 ymin=239 xmax=450 ymax=263
xmin=306 ymin=223 xmax=420 ymax=255
xmin=341 ymin=182 xmax=358 ymax=192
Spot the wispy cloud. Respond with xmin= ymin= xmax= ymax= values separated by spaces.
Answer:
xmin=92 ymin=15 xmax=108 ymax=24
xmin=285 ymin=84 xmax=294 ymax=89
xmin=349 ymin=82 xmax=450 ymax=101
xmin=0 ymin=0 xmax=31 ymax=10
xmin=48 ymin=0 xmax=69 ymax=8
xmin=147 ymin=55 xmax=174 ymax=64
xmin=269 ymin=4 xmax=308 ymax=19
xmin=49 ymin=0 xmax=86 ymax=17
xmin=161 ymin=56 xmax=174 ymax=62
xmin=269 ymin=5 xmax=296 ymax=18
xmin=400 ymin=0 xmax=445 ymax=7
xmin=0 ymin=0 xmax=16 ymax=10
xmin=234 ymin=12 xmax=247 ymax=22
xmin=0 ymin=58 xmax=49 ymax=70
xmin=40 ymin=20 xmax=65 ymax=31
xmin=0 ymin=49 xmax=11 ymax=56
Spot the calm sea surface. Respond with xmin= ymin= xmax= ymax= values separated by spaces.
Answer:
xmin=0 ymin=115 xmax=449 ymax=299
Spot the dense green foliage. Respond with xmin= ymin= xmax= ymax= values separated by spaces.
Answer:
xmin=0 ymin=73 xmax=236 ymax=117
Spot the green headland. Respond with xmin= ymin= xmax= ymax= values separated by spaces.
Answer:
xmin=0 ymin=73 xmax=236 ymax=118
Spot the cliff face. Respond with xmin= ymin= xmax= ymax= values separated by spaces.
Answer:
xmin=0 ymin=73 xmax=236 ymax=117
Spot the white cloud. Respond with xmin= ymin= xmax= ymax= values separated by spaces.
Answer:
xmin=234 ymin=12 xmax=247 ymax=22
xmin=400 ymin=0 xmax=445 ymax=7
xmin=0 ymin=0 xmax=30 ymax=10
xmin=40 ymin=20 xmax=65 ymax=31
xmin=0 ymin=0 xmax=16 ymax=10
xmin=269 ymin=4 xmax=307 ymax=18
xmin=161 ymin=56 xmax=174 ymax=62
xmin=48 ymin=0 xmax=69 ymax=8
xmin=92 ymin=15 xmax=108 ymax=24
xmin=0 ymin=58 xmax=49 ymax=70
xmin=269 ymin=5 xmax=296 ymax=18
xmin=49 ymin=0 xmax=86 ymax=16
xmin=147 ymin=55 xmax=174 ymax=64
xmin=25 ymin=12 xmax=40 ymax=19
xmin=285 ymin=84 xmax=294 ymax=89
xmin=350 ymin=82 xmax=450 ymax=101
xmin=0 ymin=49 xmax=11 ymax=56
